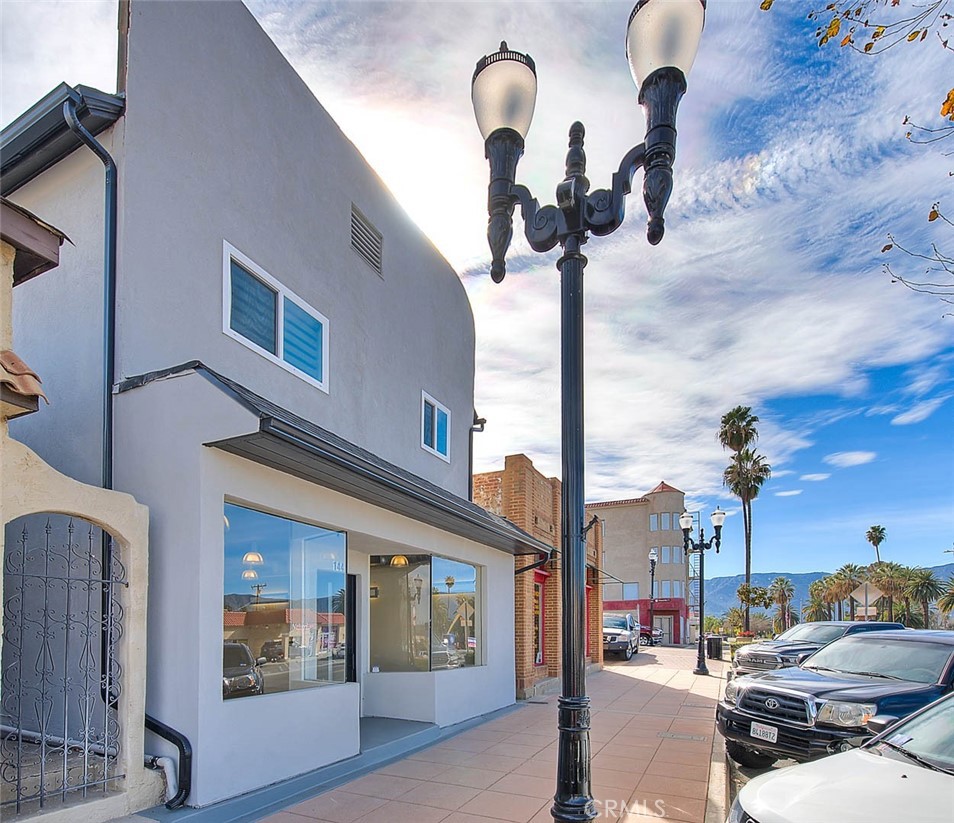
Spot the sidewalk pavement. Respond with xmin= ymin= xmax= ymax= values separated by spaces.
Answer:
xmin=257 ymin=646 xmax=726 ymax=823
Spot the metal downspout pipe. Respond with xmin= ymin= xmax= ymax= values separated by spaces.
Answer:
xmin=63 ymin=96 xmax=192 ymax=810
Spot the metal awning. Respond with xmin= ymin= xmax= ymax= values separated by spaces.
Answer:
xmin=117 ymin=362 xmax=552 ymax=557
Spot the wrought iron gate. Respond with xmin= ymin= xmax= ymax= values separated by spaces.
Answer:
xmin=1 ymin=515 xmax=127 ymax=816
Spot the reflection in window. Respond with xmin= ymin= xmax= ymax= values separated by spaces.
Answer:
xmin=223 ymin=503 xmax=347 ymax=699
xmin=369 ymin=555 xmax=481 ymax=672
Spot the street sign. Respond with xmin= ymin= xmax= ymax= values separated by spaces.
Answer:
xmin=850 ymin=582 xmax=884 ymax=604
xmin=856 ymin=606 xmax=878 ymax=618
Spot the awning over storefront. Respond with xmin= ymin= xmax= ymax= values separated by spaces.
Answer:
xmin=118 ymin=361 xmax=552 ymax=557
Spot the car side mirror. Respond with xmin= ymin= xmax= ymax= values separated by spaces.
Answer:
xmin=256 ymin=657 xmax=267 ymax=666
xmin=866 ymin=714 xmax=900 ymax=736
xmin=796 ymin=652 xmax=813 ymax=665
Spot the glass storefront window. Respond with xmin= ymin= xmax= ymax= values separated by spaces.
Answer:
xmin=223 ymin=503 xmax=347 ymax=699
xmin=369 ymin=554 xmax=481 ymax=672
xmin=368 ymin=554 xmax=431 ymax=672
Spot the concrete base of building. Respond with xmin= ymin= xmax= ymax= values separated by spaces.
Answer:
xmin=517 ymin=661 xmax=603 ymax=700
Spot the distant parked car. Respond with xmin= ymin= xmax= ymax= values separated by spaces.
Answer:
xmin=260 ymin=639 xmax=285 ymax=662
xmin=727 ymin=691 xmax=954 ymax=823
xmin=718 ymin=630 xmax=954 ymax=768
xmin=603 ymin=613 xmax=639 ymax=660
xmin=222 ymin=642 xmax=265 ymax=699
xmin=730 ymin=620 xmax=905 ymax=680
xmin=639 ymin=625 xmax=663 ymax=646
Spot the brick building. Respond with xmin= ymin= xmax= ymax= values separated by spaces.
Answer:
xmin=587 ymin=482 xmax=693 ymax=645
xmin=474 ymin=454 xmax=603 ymax=698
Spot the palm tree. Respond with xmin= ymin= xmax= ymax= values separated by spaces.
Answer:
xmin=906 ymin=568 xmax=943 ymax=629
xmin=769 ymin=576 xmax=796 ymax=631
xmin=938 ymin=576 xmax=954 ymax=615
xmin=835 ymin=563 xmax=866 ymax=621
xmin=719 ymin=406 xmax=760 ymax=454
xmin=719 ymin=406 xmax=760 ymax=633
xmin=869 ymin=561 xmax=907 ymax=623
xmin=722 ymin=447 xmax=772 ymax=632
xmin=807 ymin=579 xmax=831 ymax=620
xmin=866 ymin=525 xmax=886 ymax=563
xmin=725 ymin=606 xmax=745 ymax=634
xmin=803 ymin=594 xmax=829 ymax=621
xmin=823 ymin=573 xmax=850 ymax=620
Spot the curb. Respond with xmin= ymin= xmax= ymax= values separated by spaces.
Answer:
xmin=705 ymin=659 xmax=728 ymax=823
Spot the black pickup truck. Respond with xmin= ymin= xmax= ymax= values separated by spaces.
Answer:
xmin=717 ymin=630 xmax=954 ymax=768
xmin=729 ymin=620 xmax=904 ymax=680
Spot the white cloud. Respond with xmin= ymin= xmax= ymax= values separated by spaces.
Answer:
xmin=775 ymin=490 xmax=803 ymax=497
xmin=771 ymin=469 xmax=796 ymax=478
xmin=823 ymin=451 xmax=877 ymax=469
xmin=800 ymin=473 xmax=830 ymax=482
xmin=891 ymin=395 xmax=950 ymax=426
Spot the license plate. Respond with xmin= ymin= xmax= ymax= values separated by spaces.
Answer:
xmin=750 ymin=722 xmax=778 ymax=743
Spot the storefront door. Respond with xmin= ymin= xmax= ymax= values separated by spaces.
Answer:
xmin=654 ymin=615 xmax=673 ymax=645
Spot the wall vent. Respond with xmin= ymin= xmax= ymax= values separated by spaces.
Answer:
xmin=351 ymin=206 xmax=383 ymax=275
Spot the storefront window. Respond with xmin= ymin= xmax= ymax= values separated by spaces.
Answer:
xmin=369 ymin=555 xmax=431 ymax=672
xmin=223 ymin=503 xmax=347 ymax=699
xmin=369 ymin=554 xmax=481 ymax=672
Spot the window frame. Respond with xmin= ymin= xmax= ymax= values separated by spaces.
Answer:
xmin=421 ymin=390 xmax=451 ymax=462
xmin=222 ymin=240 xmax=330 ymax=393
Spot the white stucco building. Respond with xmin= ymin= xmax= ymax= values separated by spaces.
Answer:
xmin=1 ymin=1 xmax=548 ymax=808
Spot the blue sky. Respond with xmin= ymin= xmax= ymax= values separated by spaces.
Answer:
xmin=2 ymin=1 xmax=951 ymax=577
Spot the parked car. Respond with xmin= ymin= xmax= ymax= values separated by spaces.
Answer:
xmin=727 ymin=691 xmax=954 ymax=823
xmin=639 ymin=625 xmax=663 ymax=646
xmin=260 ymin=639 xmax=285 ymax=662
xmin=729 ymin=620 xmax=905 ymax=680
xmin=603 ymin=613 xmax=639 ymax=660
xmin=222 ymin=642 xmax=265 ymax=699
xmin=718 ymin=630 xmax=954 ymax=768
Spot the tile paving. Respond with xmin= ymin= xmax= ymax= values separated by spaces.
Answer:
xmin=258 ymin=646 xmax=725 ymax=823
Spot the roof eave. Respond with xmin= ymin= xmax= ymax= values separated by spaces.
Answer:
xmin=0 ymin=83 xmax=125 ymax=197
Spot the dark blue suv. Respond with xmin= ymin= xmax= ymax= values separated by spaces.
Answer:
xmin=718 ymin=630 xmax=954 ymax=768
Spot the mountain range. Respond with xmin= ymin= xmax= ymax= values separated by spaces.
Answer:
xmin=703 ymin=563 xmax=954 ymax=618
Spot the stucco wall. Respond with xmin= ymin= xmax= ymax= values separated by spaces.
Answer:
xmin=118 ymin=0 xmax=475 ymax=497
xmin=8 ymin=0 xmax=476 ymax=499
xmin=114 ymin=372 xmax=514 ymax=806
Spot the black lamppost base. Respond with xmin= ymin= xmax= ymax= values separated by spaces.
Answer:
xmin=693 ymin=665 xmax=710 ymax=676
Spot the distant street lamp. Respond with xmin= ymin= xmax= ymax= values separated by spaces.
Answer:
xmin=471 ymin=3 xmax=705 ymax=819
xmin=680 ymin=508 xmax=725 ymax=676
xmin=648 ymin=547 xmax=658 ymax=642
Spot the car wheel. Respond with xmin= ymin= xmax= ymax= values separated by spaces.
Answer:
xmin=725 ymin=740 xmax=778 ymax=769
xmin=623 ymin=643 xmax=634 ymax=661
xmin=639 ymin=636 xmax=650 ymax=645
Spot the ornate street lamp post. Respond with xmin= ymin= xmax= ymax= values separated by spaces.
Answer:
xmin=680 ymin=508 xmax=725 ymax=676
xmin=471 ymin=3 xmax=705 ymax=820
xmin=648 ymin=547 xmax=658 ymax=643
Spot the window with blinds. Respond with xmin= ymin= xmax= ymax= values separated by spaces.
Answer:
xmin=224 ymin=241 xmax=329 ymax=392
xmin=351 ymin=206 xmax=383 ymax=275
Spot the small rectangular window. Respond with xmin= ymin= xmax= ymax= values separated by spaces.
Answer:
xmin=649 ymin=514 xmax=658 ymax=531
xmin=223 ymin=241 xmax=329 ymax=392
xmin=661 ymin=580 xmax=672 ymax=598
xmin=622 ymin=582 xmax=639 ymax=600
xmin=421 ymin=391 xmax=450 ymax=461
xmin=661 ymin=513 xmax=671 ymax=530
xmin=661 ymin=546 xmax=671 ymax=564
xmin=672 ymin=581 xmax=683 ymax=599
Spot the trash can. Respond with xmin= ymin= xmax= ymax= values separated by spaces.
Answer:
xmin=706 ymin=635 xmax=723 ymax=660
